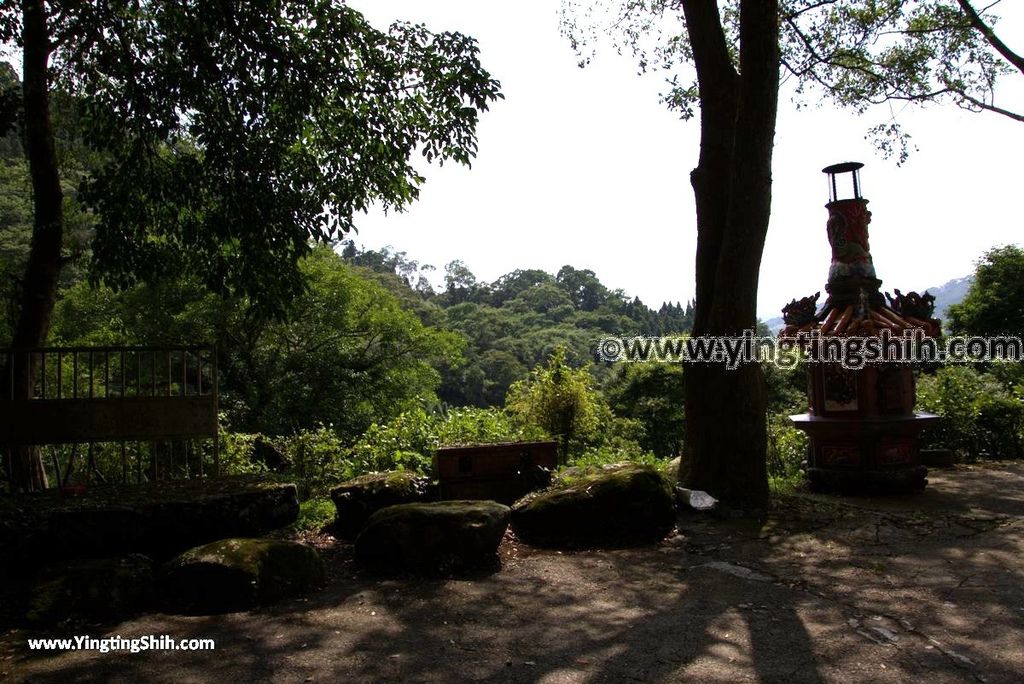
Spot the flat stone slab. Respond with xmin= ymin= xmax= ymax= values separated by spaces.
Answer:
xmin=676 ymin=486 xmax=718 ymax=511
xmin=162 ymin=538 xmax=325 ymax=613
xmin=356 ymin=500 xmax=510 ymax=574
xmin=0 ymin=476 xmax=300 ymax=568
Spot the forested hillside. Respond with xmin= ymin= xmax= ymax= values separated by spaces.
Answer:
xmin=340 ymin=241 xmax=694 ymax=406
xmin=0 ymin=104 xmax=694 ymax=450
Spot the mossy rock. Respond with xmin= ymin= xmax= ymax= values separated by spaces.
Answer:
xmin=355 ymin=501 xmax=509 ymax=574
xmin=330 ymin=471 xmax=433 ymax=540
xmin=162 ymin=538 xmax=325 ymax=613
xmin=553 ymin=462 xmax=632 ymax=485
xmin=27 ymin=555 xmax=155 ymax=625
xmin=511 ymin=465 xmax=675 ymax=548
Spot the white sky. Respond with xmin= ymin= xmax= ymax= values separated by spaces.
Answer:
xmin=350 ymin=1 xmax=1024 ymax=319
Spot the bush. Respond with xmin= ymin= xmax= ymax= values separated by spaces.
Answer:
xmin=603 ymin=363 xmax=685 ymax=458
xmin=916 ymin=366 xmax=1024 ymax=460
xmin=976 ymin=396 xmax=1024 ymax=459
xmin=437 ymin=405 xmax=546 ymax=446
xmin=219 ymin=432 xmax=268 ymax=476
xmin=568 ymin=445 xmax=660 ymax=470
xmin=350 ymin=406 xmax=547 ymax=476
xmin=350 ymin=409 xmax=439 ymax=474
xmin=505 ymin=347 xmax=603 ymax=463
xmin=767 ymin=415 xmax=807 ymax=489
xmin=274 ymin=426 xmax=354 ymax=498
xmin=288 ymin=496 xmax=337 ymax=533
xmin=219 ymin=426 xmax=354 ymax=498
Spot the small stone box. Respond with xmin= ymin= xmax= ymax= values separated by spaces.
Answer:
xmin=433 ymin=441 xmax=558 ymax=504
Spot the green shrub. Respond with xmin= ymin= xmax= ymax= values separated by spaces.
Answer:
xmin=218 ymin=432 xmax=268 ymax=476
xmin=916 ymin=366 xmax=1024 ymax=460
xmin=505 ymin=347 xmax=603 ymax=463
xmin=288 ymin=496 xmax=336 ymax=533
xmin=603 ymin=363 xmax=685 ymax=458
xmin=274 ymin=426 xmax=354 ymax=497
xmin=437 ymin=405 xmax=546 ymax=446
xmin=767 ymin=414 xmax=807 ymax=490
xmin=975 ymin=396 xmax=1024 ymax=459
xmin=350 ymin=406 xmax=546 ymax=476
xmin=351 ymin=409 xmax=438 ymax=474
xmin=568 ymin=445 xmax=660 ymax=470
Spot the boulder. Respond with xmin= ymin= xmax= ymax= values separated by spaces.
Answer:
xmin=162 ymin=538 xmax=325 ymax=613
xmin=27 ymin=554 xmax=155 ymax=625
xmin=511 ymin=465 xmax=675 ymax=548
xmin=356 ymin=501 xmax=509 ymax=574
xmin=330 ymin=471 xmax=433 ymax=540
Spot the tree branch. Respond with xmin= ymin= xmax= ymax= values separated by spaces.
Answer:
xmin=680 ymin=0 xmax=738 ymax=97
xmin=957 ymin=0 xmax=1024 ymax=74
xmin=782 ymin=0 xmax=843 ymax=21
xmin=956 ymin=89 xmax=1024 ymax=122
xmin=679 ymin=0 xmax=739 ymax=335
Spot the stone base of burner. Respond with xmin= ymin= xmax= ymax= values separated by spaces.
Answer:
xmin=789 ymin=412 xmax=939 ymax=494
xmin=805 ymin=464 xmax=928 ymax=492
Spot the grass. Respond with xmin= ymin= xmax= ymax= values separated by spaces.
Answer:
xmin=288 ymin=496 xmax=336 ymax=533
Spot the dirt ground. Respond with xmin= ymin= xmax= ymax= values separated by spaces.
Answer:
xmin=3 ymin=462 xmax=1023 ymax=683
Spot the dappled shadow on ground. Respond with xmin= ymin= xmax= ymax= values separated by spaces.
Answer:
xmin=5 ymin=463 xmax=1024 ymax=683
xmin=800 ymin=461 xmax=1024 ymax=518
xmin=6 ymin=539 xmax=830 ymax=683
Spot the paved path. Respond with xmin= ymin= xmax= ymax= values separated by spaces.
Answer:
xmin=4 ymin=463 xmax=1023 ymax=683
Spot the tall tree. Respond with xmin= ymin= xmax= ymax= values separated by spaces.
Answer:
xmin=5 ymin=0 xmax=63 ymax=489
xmin=676 ymin=0 xmax=778 ymax=506
xmin=1 ymin=0 xmax=501 ymax=490
xmin=563 ymin=0 xmax=1020 ymax=505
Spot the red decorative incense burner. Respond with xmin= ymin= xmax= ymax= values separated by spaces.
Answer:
xmin=783 ymin=162 xmax=940 ymax=490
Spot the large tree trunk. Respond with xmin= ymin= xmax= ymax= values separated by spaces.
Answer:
xmin=679 ymin=0 xmax=779 ymax=507
xmin=6 ymin=0 xmax=64 ymax=491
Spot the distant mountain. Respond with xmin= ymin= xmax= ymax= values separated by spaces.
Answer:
xmin=762 ymin=314 xmax=786 ymax=335
xmin=760 ymin=274 xmax=973 ymax=334
xmin=919 ymin=275 xmax=972 ymax=323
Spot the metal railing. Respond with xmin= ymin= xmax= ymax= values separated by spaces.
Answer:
xmin=1 ymin=346 xmax=219 ymax=489
xmin=3 ymin=346 xmax=215 ymax=400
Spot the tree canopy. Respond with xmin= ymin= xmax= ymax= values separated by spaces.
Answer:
xmin=948 ymin=244 xmax=1024 ymax=337
xmin=565 ymin=0 xmax=1023 ymax=160
xmin=1 ymin=0 xmax=502 ymax=313
xmin=52 ymin=245 xmax=461 ymax=438
xmin=2 ymin=0 xmax=504 ymax=490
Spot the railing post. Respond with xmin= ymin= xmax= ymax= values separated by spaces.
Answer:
xmin=213 ymin=347 xmax=220 ymax=477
